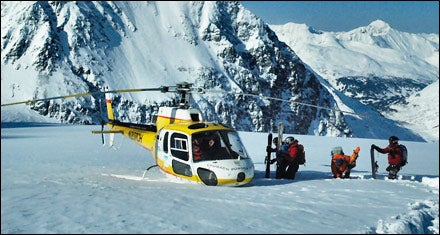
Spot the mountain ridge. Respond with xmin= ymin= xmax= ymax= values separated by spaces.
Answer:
xmin=1 ymin=1 xmax=433 ymax=142
xmin=270 ymin=19 xmax=438 ymax=142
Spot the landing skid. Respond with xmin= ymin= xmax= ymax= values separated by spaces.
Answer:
xmin=142 ymin=164 xmax=158 ymax=178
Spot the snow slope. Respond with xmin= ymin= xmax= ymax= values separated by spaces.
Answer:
xmin=1 ymin=123 xmax=438 ymax=233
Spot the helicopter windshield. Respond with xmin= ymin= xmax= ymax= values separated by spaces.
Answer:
xmin=192 ymin=130 xmax=249 ymax=162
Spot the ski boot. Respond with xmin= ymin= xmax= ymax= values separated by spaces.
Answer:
xmin=386 ymin=164 xmax=399 ymax=180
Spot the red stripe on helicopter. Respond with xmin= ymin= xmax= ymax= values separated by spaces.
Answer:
xmin=157 ymin=115 xmax=192 ymax=121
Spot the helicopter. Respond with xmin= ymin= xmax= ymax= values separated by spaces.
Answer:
xmin=1 ymin=82 xmax=255 ymax=186
xmin=2 ymin=82 xmax=362 ymax=186
xmin=97 ymin=82 xmax=257 ymax=186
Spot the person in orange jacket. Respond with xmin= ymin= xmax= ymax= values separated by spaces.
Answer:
xmin=330 ymin=146 xmax=360 ymax=178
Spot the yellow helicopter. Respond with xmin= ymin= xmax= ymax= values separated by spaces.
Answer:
xmin=2 ymin=82 xmax=361 ymax=186
xmin=1 ymin=82 xmax=255 ymax=186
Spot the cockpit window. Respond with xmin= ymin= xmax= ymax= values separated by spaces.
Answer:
xmin=163 ymin=132 xmax=169 ymax=153
xmin=226 ymin=131 xmax=249 ymax=159
xmin=191 ymin=130 xmax=249 ymax=162
xmin=170 ymin=133 xmax=189 ymax=161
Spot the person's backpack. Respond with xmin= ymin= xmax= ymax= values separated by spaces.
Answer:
xmin=331 ymin=146 xmax=344 ymax=156
xmin=399 ymin=144 xmax=408 ymax=167
xmin=296 ymin=144 xmax=306 ymax=165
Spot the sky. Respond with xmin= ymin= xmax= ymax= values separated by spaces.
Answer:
xmin=1 ymin=123 xmax=438 ymax=233
xmin=241 ymin=1 xmax=440 ymax=34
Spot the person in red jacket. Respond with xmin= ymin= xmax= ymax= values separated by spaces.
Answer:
xmin=274 ymin=137 xmax=301 ymax=180
xmin=285 ymin=138 xmax=301 ymax=180
xmin=192 ymin=138 xmax=203 ymax=162
xmin=371 ymin=136 xmax=403 ymax=179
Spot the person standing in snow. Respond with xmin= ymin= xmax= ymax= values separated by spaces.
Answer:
xmin=275 ymin=136 xmax=302 ymax=180
xmin=371 ymin=136 xmax=403 ymax=179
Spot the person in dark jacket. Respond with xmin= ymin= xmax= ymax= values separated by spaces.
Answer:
xmin=371 ymin=136 xmax=403 ymax=179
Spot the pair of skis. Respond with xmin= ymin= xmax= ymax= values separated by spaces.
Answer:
xmin=265 ymin=122 xmax=283 ymax=178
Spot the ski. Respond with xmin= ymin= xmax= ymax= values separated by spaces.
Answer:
xmin=265 ymin=123 xmax=283 ymax=179
xmin=265 ymin=133 xmax=273 ymax=178
xmin=277 ymin=122 xmax=284 ymax=150
xmin=370 ymin=147 xmax=378 ymax=179
xmin=275 ymin=122 xmax=284 ymax=179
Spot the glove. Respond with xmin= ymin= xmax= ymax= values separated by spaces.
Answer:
xmin=354 ymin=146 xmax=360 ymax=154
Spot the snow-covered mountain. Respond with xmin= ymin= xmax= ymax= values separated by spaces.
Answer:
xmin=0 ymin=1 xmax=431 ymax=142
xmin=387 ymin=79 xmax=439 ymax=142
xmin=270 ymin=20 xmax=439 ymax=142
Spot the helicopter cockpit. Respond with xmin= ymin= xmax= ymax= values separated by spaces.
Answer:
xmin=191 ymin=130 xmax=249 ymax=162
xmin=155 ymin=122 xmax=254 ymax=186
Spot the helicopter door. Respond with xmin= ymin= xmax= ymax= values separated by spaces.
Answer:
xmin=169 ymin=132 xmax=192 ymax=177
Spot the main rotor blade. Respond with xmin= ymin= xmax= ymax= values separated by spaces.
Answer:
xmin=194 ymin=88 xmax=366 ymax=117
xmin=104 ymin=86 xmax=173 ymax=94
xmin=1 ymin=91 xmax=99 ymax=106
xmin=1 ymin=86 xmax=174 ymax=107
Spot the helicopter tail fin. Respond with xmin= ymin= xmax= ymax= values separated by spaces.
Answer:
xmin=104 ymin=86 xmax=115 ymax=121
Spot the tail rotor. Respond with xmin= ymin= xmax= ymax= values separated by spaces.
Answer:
xmin=98 ymin=97 xmax=106 ymax=146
